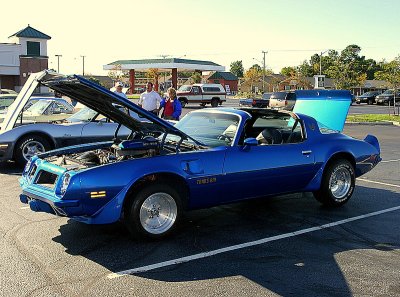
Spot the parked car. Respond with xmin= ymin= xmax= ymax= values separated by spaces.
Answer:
xmin=0 ymin=94 xmax=18 ymax=112
xmin=355 ymin=91 xmax=381 ymax=105
xmin=0 ymin=76 xmax=162 ymax=166
xmin=239 ymin=92 xmax=272 ymax=108
xmin=19 ymin=71 xmax=381 ymax=240
xmin=375 ymin=89 xmax=400 ymax=105
xmin=177 ymin=83 xmax=226 ymax=107
xmin=269 ymin=91 xmax=296 ymax=110
xmin=0 ymin=89 xmax=17 ymax=95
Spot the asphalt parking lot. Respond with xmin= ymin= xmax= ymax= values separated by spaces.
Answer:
xmin=0 ymin=121 xmax=399 ymax=296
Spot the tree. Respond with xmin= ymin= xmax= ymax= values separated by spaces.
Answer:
xmin=280 ymin=66 xmax=297 ymax=77
xmin=375 ymin=56 xmax=400 ymax=115
xmin=230 ymin=60 xmax=244 ymax=78
xmin=244 ymin=67 xmax=262 ymax=94
xmin=249 ymin=64 xmax=262 ymax=72
xmin=190 ymin=72 xmax=202 ymax=83
xmin=87 ymin=77 xmax=102 ymax=86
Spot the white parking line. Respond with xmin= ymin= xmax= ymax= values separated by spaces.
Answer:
xmin=107 ymin=205 xmax=400 ymax=279
xmin=381 ymin=159 xmax=400 ymax=163
xmin=20 ymin=206 xmax=30 ymax=209
xmin=357 ymin=178 xmax=400 ymax=188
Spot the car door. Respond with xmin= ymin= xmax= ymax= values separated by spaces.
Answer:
xmin=221 ymin=140 xmax=318 ymax=203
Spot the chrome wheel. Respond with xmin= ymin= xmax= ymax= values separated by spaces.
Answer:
xmin=22 ymin=140 xmax=45 ymax=161
xmin=329 ymin=166 xmax=351 ymax=200
xmin=139 ymin=192 xmax=177 ymax=235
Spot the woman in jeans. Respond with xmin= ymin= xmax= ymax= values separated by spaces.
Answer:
xmin=160 ymin=87 xmax=182 ymax=120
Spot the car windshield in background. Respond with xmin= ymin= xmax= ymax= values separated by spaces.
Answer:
xmin=166 ymin=112 xmax=240 ymax=147
xmin=252 ymin=113 xmax=296 ymax=129
xmin=25 ymin=100 xmax=51 ymax=115
xmin=67 ymin=107 xmax=97 ymax=122
xmin=381 ymin=90 xmax=393 ymax=95
xmin=262 ymin=93 xmax=272 ymax=99
xmin=270 ymin=92 xmax=287 ymax=99
xmin=178 ymin=85 xmax=191 ymax=92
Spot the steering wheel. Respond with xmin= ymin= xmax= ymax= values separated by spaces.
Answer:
xmin=217 ymin=134 xmax=232 ymax=142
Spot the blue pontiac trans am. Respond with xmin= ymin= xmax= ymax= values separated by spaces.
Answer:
xmin=19 ymin=71 xmax=381 ymax=240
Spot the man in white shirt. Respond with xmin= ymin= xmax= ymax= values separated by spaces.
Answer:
xmin=114 ymin=82 xmax=128 ymax=99
xmin=138 ymin=82 xmax=162 ymax=115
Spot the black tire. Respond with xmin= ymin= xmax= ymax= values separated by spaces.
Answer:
xmin=313 ymin=159 xmax=355 ymax=207
xmin=211 ymin=98 xmax=219 ymax=107
xmin=14 ymin=135 xmax=52 ymax=167
xmin=368 ymin=99 xmax=373 ymax=105
xmin=179 ymin=99 xmax=187 ymax=108
xmin=125 ymin=183 xmax=182 ymax=240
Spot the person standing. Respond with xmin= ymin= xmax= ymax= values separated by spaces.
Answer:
xmin=160 ymin=87 xmax=182 ymax=120
xmin=114 ymin=82 xmax=128 ymax=99
xmin=138 ymin=82 xmax=162 ymax=115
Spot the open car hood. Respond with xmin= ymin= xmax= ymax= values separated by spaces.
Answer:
xmin=2 ymin=70 xmax=189 ymax=140
xmin=293 ymin=89 xmax=352 ymax=132
xmin=0 ymin=71 xmax=54 ymax=132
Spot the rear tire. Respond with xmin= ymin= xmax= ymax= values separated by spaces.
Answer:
xmin=125 ymin=183 xmax=181 ymax=240
xmin=367 ymin=99 xmax=373 ymax=105
xmin=14 ymin=135 xmax=51 ymax=167
xmin=211 ymin=98 xmax=219 ymax=107
xmin=313 ymin=159 xmax=355 ymax=207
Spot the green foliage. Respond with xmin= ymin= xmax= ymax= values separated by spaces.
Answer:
xmin=346 ymin=114 xmax=399 ymax=123
xmin=191 ymin=72 xmax=202 ymax=83
xmin=87 ymin=77 xmax=102 ymax=86
xmin=249 ymin=64 xmax=262 ymax=72
xmin=230 ymin=60 xmax=244 ymax=78
xmin=280 ymin=66 xmax=297 ymax=77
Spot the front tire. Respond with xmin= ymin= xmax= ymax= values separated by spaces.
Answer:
xmin=313 ymin=159 xmax=355 ymax=207
xmin=179 ymin=99 xmax=187 ymax=108
xmin=14 ymin=135 xmax=51 ymax=167
xmin=125 ymin=184 xmax=181 ymax=240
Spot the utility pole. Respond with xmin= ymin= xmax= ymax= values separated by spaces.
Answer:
xmin=319 ymin=50 xmax=329 ymax=75
xmin=262 ymin=50 xmax=268 ymax=92
xmin=55 ymin=54 xmax=62 ymax=73
xmin=81 ymin=55 xmax=86 ymax=76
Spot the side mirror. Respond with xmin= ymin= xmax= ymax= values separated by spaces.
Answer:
xmin=243 ymin=137 xmax=258 ymax=147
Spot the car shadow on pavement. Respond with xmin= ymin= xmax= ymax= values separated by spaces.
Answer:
xmin=52 ymin=186 xmax=400 ymax=296
xmin=0 ymin=161 xmax=23 ymax=175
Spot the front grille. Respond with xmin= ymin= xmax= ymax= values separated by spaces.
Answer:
xmin=35 ymin=170 xmax=58 ymax=189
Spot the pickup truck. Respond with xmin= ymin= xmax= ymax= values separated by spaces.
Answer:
xmin=176 ymin=84 xmax=226 ymax=107
xmin=239 ymin=92 xmax=272 ymax=108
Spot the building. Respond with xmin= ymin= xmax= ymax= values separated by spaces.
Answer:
xmin=0 ymin=25 xmax=50 ymax=92
xmin=207 ymin=71 xmax=238 ymax=95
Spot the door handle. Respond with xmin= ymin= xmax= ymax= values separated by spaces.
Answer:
xmin=302 ymin=150 xmax=312 ymax=155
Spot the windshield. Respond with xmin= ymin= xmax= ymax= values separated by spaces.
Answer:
xmin=270 ymin=92 xmax=287 ymax=100
xmin=164 ymin=112 xmax=240 ymax=147
xmin=178 ymin=85 xmax=192 ymax=92
xmin=25 ymin=100 xmax=51 ymax=115
xmin=381 ymin=90 xmax=394 ymax=95
xmin=67 ymin=107 xmax=98 ymax=122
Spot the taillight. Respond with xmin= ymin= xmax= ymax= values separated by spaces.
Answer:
xmin=252 ymin=99 xmax=256 ymax=106
xmin=285 ymin=100 xmax=288 ymax=106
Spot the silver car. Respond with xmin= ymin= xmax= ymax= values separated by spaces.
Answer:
xmin=0 ymin=73 xmax=160 ymax=166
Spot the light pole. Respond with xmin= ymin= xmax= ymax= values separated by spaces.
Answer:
xmin=81 ymin=55 xmax=86 ymax=76
xmin=55 ymin=54 xmax=62 ymax=73
xmin=319 ymin=50 xmax=329 ymax=75
xmin=262 ymin=50 xmax=268 ymax=92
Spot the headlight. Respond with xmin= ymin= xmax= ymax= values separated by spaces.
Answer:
xmin=60 ymin=173 xmax=71 ymax=195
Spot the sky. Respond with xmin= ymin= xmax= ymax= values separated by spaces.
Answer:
xmin=2 ymin=0 xmax=400 ymax=75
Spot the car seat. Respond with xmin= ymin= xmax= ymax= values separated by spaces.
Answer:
xmin=256 ymin=127 xmax=282 ymax=145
